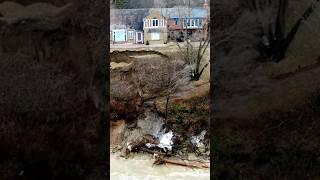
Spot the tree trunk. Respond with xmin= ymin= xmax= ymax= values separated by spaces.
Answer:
xmin=272 ymin=0 xmax=319 ymax=62
xmin=165 ymin=95 xmax=170 ymax=124
xmin=253 ymin=0 xmax=319 ymax=62
xmin=275 ymin=0 xmax=287 ymax=41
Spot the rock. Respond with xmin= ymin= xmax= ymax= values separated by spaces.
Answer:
xmin=120 ymin=148 xmax=129 ymax=159
xmin=126 ymin=121 xmax=137 ymax=129
xmin=205 ymin=150 xmax=210 ymax=156
xmin=181 ymin=147 xmax=188 ymax=154
xmin=198 ymin=145 xmax=207 ymax=154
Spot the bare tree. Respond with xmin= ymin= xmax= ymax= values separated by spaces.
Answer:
xmin=174 ymin=0 xmax=210 ymax=81
xmin=133 ymin=58 xmax=192 ymax=123
xmin=243 ymin=0 xmax=320 ymax=62
xmin=177 ymin=38 xmax=209 ymax=81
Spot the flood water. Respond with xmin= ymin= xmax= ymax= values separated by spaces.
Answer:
xmin=110 ymin=152 xmax=210 ymax=180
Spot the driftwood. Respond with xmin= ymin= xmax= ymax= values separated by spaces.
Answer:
xmin=153 ymin=154 xmax=209 ymax=169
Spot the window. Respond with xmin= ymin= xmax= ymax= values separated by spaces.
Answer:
xmin=152 ymin=19 xmax=159 ymax=27
xmin=143 ymin=18 xmax=148 ymax=28
xmin=128 ymin=31 xmax=134 ymax=40
xmin=182 ymin=19 xmax=202 ymax=28
xmin=151 ymin=32 xmax=160 ymax=40
xmin=183 ymin=19 xmax=188 ymax=28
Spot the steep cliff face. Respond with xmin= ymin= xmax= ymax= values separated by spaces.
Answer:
xmin=0 ymin=1 xmax=108 ymax=179
xmin=110 ymin=51 xmax=210 ymax=159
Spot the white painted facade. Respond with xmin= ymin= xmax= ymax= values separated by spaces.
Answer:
xmin=143 ymin=18 xmax=167 ymax=29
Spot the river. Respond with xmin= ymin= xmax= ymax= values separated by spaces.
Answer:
xmin=110 ymin=152 xmax=210 ymax=180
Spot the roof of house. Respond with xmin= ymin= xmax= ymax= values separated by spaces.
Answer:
xmin=110 ymin=8 xmax=149 ymax=30
xmin=191 ymin=8 xmax=208 ymax=18
xmin=158 ymin=7 xmax=208 ymax=19
xmin=161 ymin=7 xmax=189 ymax=18
xmin=110 ymin=7 xmax=209 ymax=30
xmin=110 ymin=24 xmax=127 ymax=30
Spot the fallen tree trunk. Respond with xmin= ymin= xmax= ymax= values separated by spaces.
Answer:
xmin=163 ymin=159 xmax=209 ymax=168
xmin=153 ymin=155 xmax=209 ymax=169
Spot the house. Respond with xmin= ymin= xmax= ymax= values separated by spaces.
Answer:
xmin=165 ymin=7 xmax=190 ymax=41
xmin=166 ymin=7 xmax=209 ymax=42
xmin=143 ymin=9 xmax=168 ymax=45
xmin=110 ymin=8 xmax=149 ymax=31
xmin=110 ymin=25 xmax=143 ymax=44
xmin=110 ymin=0 xmax=209 ymax=45
xmin=110 ymin=9 xmax=148 ymax=44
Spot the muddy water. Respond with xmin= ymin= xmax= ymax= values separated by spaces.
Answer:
xmin=110 ymin=152 xmax=210 ymax=180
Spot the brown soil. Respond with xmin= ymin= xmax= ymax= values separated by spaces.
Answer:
xmin=110 ymin=120 xmax=126 ymax=145
xmin=110 ymin=50 xmax=169 ymax=63
xmin=110 ymin=50 xmax=210 ymax=157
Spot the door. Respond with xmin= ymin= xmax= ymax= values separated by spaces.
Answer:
xmin=136 ymin=32 xmax=143 ymax=43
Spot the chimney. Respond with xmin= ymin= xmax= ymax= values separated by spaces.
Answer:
xmin=203 ymin=0 xmax=209 ymax=9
